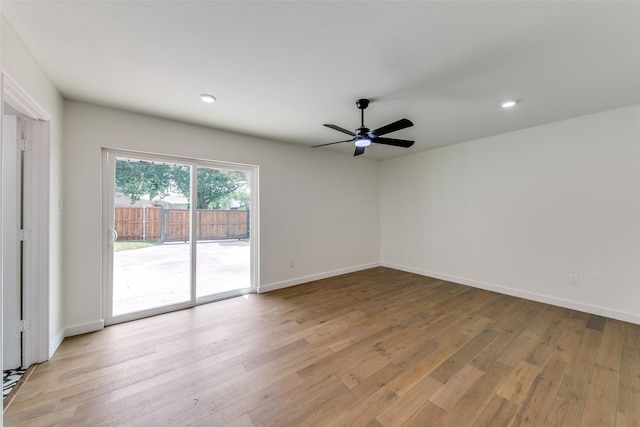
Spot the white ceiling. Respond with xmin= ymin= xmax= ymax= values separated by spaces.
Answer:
xmin=3 ymin=1 xmax=640 ymax=160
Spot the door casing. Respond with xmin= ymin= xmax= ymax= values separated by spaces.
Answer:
xmin=1 ymin=71 xmax=51 ymax=369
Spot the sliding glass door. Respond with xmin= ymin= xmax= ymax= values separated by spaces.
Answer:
xmin=195 ymin=166 xmax=251 ymax=301
xmin=111 ymin=158 xmax=192 ymax=317
xmin=103 ymin=150 xmax=257 ymax=324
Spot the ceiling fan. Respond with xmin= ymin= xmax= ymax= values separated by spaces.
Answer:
xmin=312 ymin=99 xmax=414 ymax=156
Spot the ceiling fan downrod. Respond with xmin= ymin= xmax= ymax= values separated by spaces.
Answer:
xmin=356 ymin=98 xmax=369 ymax=128
xmin=355 ymin=99 xmax=371 ymax=145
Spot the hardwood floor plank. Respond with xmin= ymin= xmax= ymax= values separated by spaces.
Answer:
xmin=497 ymin=306 xmax=558 ymax=368
xmin=497 ymin=361 xmax=541 ymax=405
xmin=580 ymin=319 xmax=623 ymax=426
xmin=616 ymin=344 xmax=640 ymax=426
xmin=586 ymin=314 xmax=607 ymax=332
xmin=470 ymin=302 xmax=543 ymax=372
xmin=429 ymin=364 xmax=484 ymax=411
xmin=544 ymin=328 xmax=603 ymax=427
xmin=3 ymin=267 xmax=639 ymax=426
xmin=616 ymin=411 xmax=637 ymax=427
xmin=297 ymin=363 xmax=402 ymax=426
xmin=525 ymin=307 xmax=572 ymax=367
xmin=429 ymin=327 xmax=499 ymax=384
xmin=470 ymin=394 xmax=518 ymax=427
xmin=402 ymin=400 xmax=447 ymax=427
xmin=172 ymin=372 xmax=304 ymax=426
xmin=597 ymin=319 xmax=623 ymax=369
xmin=551 ymin=312 xmax=590 ymax=364
xmin=375 ymin=373 xmax=442 ymax=426
xmin=326 ymin=383 xmax=399 ymax=427
xmin=438 ymin=363 xmax=510 ymax=426
xmin=581 ymin=363 xmax=620 ymax=427
xmin=510 ymin=356 xmax=568 ymax=426
xmin=384 ymin=332 xmax=468 ymax=396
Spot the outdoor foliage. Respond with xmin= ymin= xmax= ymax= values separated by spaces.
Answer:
xmin=115 ymin=159 xmax=248 ymax=209
xmin=115 ymin=160 xmax=177 ymax=203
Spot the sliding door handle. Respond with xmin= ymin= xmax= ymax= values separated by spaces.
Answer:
xmin=107 ymin=228 xmax=118 ymax=244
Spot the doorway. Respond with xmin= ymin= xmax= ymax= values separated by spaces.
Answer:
xmin=1 ymin=103 xmax=49 ymax=371
xmin=103 ymin=150 xmax=258 ymax=325
xmin=1 ymin=73 xmax=51 ymax=409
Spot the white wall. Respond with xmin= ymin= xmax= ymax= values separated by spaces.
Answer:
xmin=1 ymin=16 xmax=65 ymax=356
xmin=381 ymin=104 xmax=640 ymax=324
xmin=62 ymin=100 xmax=380 ymax=333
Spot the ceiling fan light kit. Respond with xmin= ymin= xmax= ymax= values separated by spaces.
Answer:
xmin=313 ymin=99 xmax=414 ymax=156
xmin=500 ymin=99 xmax=519 ymax=109
xmin=200 ymin=94 xmax=217 ymax=103
xmin=354 ymin=138 xmax=372 ymax=148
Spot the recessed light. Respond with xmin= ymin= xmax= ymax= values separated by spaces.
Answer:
xmin=200 ymin=94 xmax=217 ymax=104
xmin=500 ymin=99 xmax=519 ymax=109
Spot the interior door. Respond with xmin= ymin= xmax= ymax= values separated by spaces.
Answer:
xmin=2 ymin=114 xmax=21 ymax=370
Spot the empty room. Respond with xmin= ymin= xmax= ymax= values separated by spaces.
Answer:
xmin=1 ymin=1 xmax=639 ymax=426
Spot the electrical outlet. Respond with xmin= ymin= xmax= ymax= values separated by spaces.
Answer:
xmin=289 ymin=260 xmax=295 ymax=269
xmin=569 ymin=273 xmax=580 ymax=286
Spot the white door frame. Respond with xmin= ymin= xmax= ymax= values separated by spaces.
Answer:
xmin=1 ymin=114 xmax=20 ymax=370
xmin=102 ymin=149 xmax=260 ymax=326
xmin=1 ymin=71 xmax=51 ymax=368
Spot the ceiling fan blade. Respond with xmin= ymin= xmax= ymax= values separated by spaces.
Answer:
xmin=372 ymin=118 xmax=413 ymax=137
xmin=354 ymin=146 xmax=365 ymax=156
xmin=324 ymin=124 xmax=355 ymax=136
xmin=373 ymin=137 xmax=415 ymax=148
xmin=311 ymin=139 xmax=353 ymax=148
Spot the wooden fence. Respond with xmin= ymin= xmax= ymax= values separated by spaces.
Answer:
xmin=115 ymin=206 xmax=249 ymax=242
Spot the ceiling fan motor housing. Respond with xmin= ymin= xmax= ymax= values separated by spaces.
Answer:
xmin=356 ymin=98 xmax=370 ymax=110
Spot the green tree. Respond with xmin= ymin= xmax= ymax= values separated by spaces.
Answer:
xmin=174 ymin=168 xmax=248 ymax=209
xmin=115 ymin=159 xmax=248 ymax=209
xmin=115 ymin=160 xmax=179 ymax=203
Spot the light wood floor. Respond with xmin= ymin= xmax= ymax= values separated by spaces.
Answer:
xmin=4 ymin=267 xmax=640 ymax=426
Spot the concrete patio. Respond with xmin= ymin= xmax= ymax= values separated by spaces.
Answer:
xmin=113 ymin=240 xmax=250 ymax=316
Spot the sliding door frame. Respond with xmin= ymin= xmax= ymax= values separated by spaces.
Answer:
xmin=102 ymin=149 xmax=259 ymax=326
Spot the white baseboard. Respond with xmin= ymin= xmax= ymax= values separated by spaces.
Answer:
xmin=382 ymin=262 xmax=640 ymax=325
xmin=258 ymin=262 xmax=381 ymax=293
xmin=49 ymin=329 xmax=65 ymax=358
xmin=64 ymin=319 xmax=105 ymax=338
